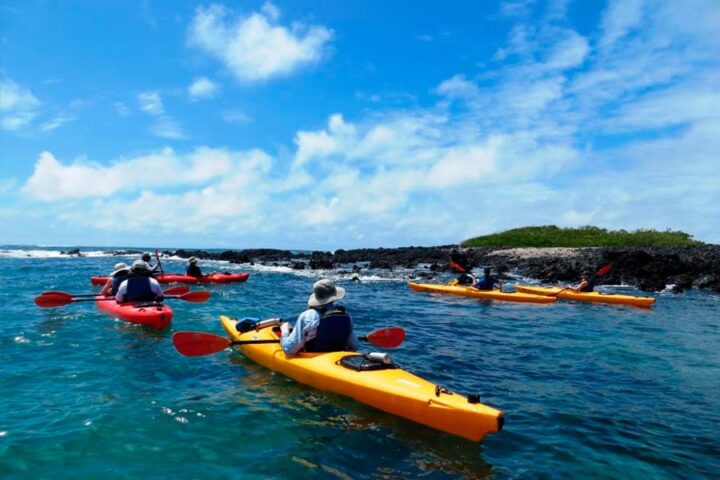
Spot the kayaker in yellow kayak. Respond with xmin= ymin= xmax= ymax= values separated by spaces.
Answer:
xmin=280 ymin=279 xmax=359 ymax=355
xmin=116 ymin=261 xmax=164 ymax=302
xmin=450 ymin=249 xmax=475 ymax=285
xmin=99 ymin=262 xmax=130 ymax=296
xmin=186 ymin=256 xmax=203 ymax=278
xmin=472 ymin=267 xmax=504 ymax=291
xmin=568 ymin=273 xmax=595 ymax=293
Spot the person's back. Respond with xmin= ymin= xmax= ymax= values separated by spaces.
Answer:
xmin=186 ymin=257 xmax=203 ymax=278
xmin=116 ymin=261 xmax=164 ymax=303
xmin=304 ymin=305 xmax=353 ymax=353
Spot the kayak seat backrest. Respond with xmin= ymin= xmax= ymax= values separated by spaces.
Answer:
xmin=304 ymin=310 xmax=352 ymax=353
xmin=124 ymin=277 xmax=156 ymax=302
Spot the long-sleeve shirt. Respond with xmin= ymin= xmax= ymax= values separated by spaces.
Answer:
xmin=115 ymin=277 xmax=164 ymax=302
xmin=280 ymin=303 xmax=359 ymax=355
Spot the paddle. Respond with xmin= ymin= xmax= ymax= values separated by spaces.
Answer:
xmin=172 ymin=326 xmax=406 ymax=357
xmin=39 ymin=285 xmax=190 ymax=300
xmin=155 ymin=250 xmax=165 ymax=275
xmin=35 ymin=290 xmax=210 ymax=308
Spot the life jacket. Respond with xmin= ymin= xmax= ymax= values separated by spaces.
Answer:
xmin=456 ymin=273 xmax=475 ymax=286
xmin=474 ymin=275 xmax=495 ymax=290
xmin=579 ymin=277 xmax=595 ymax=293
xmin=123 ymin=275 xmax=157 ymax=302
xmin=111 ymin=272 xmax=129 ymax=295
xmin=186 ymin=264 xmax=203 ymax=278
xmin=304 ymin=305 xmax=352 ymax=353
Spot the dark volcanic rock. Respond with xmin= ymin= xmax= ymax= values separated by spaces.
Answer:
xmin=61 ymin=248 xmax=82 ymax=256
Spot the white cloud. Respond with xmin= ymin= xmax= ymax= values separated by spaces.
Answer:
xmin=40 ymin=113 xmax=76 ymax=132
xmin=150 ymin=116 xmax=185 ymax=139
xmin=21 ymin=147 xmax=268 ymax=201
xmin=115 ymin=102 xmax=131 ymax=117
xmin=188 ymin=77 xmax=219 ymax=100
xmin=188 ymin=3 xmax=333 ymax=82
xmin=138 ymin=91 xmax=164 ymax=115
xmin=221 ymin=109 xmax=253 ymax=125
xmin=545 ymin=31 xmax=589 ymax=69
xmin=0 ymin=78 xmax=40 ymax=131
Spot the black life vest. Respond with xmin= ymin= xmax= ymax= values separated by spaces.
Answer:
xmin=579 ymin=277 xmax=596 ymax=292
xmin=186 ymin=264 xmax=203 ymax=278
xmin=304 ymin=305 xmax=352 ymax=353
xmin=123 ymin=276 xmax=157 ymax=302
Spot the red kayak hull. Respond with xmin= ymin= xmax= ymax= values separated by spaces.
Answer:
xmin=91 ymin=272 xmax=249 ymax=285
xmin=95 ymin=296 xmax=173 ymax=330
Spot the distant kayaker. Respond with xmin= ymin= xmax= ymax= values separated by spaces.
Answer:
xmin=99 ymin=262 xmax=130 ymax=296
xmin=473 ymin=267 xmax=503 ymax=291
xmin=568 ymin=273 xmax=594 ymax=293
xmin=186 ymin=257 xmax=203 ymax=278
xmin=115 ymin=260 xmax=164 ymax=303
xmin=280 ymin=279 xmax=359 ymax=356
xmin=450 ymin=249 xmax=475 ymax=285
xmin=141 ymin=252 xmax=162 ymax=274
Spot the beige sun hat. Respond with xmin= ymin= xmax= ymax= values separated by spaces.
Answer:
xmin=111 ymin=262 xmax=130 ymax=276
xmin=131 ymin=260 xmax=151 ymax=272
xmin=308 ymin=279 xmax=345 ymax=307
xmin=189 ymin=256 xmax=198 ymax=264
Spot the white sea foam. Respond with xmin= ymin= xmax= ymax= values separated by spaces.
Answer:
xmin=0 ymin=248 xmax=113 ymax=259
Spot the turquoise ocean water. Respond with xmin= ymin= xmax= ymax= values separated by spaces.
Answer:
xmin=1 ymin=247 xmax=719 ymax=479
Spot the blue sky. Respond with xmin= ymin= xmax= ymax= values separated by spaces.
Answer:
xmin=1 ymin=0 xmax=719 ymax=249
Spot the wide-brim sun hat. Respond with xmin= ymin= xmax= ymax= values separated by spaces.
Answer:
xmin=111 ymin=262 xmax=130 ymax=276
xmin=131 ymin=260 xmax=151 ymax=272
xmin=189 ymin=256 xmax=197 ymax=264
xmin=308 ymin=279 xmax=345 ymax=307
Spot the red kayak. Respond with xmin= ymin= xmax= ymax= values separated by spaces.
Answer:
xmin=91 ymin=272 xmax=249 ymax=285
xmin=95 ymin=296 xmax=173 ymax=330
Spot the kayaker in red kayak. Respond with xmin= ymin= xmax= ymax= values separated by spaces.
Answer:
xmin=280 ymin=279 xmax=359 ymax=355
xmin=116 ymin=261 xmax=164 ymax=302
xmin=141 ymin=252 xmax=162 ymax=274
xmin=99 ymin=262 xmax=130 ymax=296
xmin=186 ymin=256 xmax=203 ymax=278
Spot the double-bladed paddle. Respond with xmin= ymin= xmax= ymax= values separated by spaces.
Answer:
xmin=35 ymin=289 xmax=210 ymax=308
xmin=39 ymin=285 xmax=190 ymax=300
xmin=172 ymin=326 xmax=406 ymax=357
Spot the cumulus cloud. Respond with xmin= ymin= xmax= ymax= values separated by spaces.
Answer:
xmin=0 ymin=78 xmax=40 ymax=131
xmin=188 ymin=3 xmax=333 ymax=82
xmin=188 ymin=77 xmax=219 ymax=100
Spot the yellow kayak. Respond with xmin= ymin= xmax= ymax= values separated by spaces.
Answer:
xmin=220 ymin=315 xmax=504 ymax=442
xmin=408 ymin=282 xmax=557 ymax=304
xmin=515 ymin=285 xmax=655 ymax=308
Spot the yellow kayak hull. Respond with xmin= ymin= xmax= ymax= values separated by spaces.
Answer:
xmin=515 ymin=285 xmax=655 ymax=308
xmin=408 ymin=282 xmax=557 ymax=304
xmin=220 ymin=315 xmax=504 ymax=442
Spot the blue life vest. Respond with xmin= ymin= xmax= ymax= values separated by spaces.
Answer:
xmin=304 ymin=306 xmax=352 ymax=353
xmin=111 ymin=273 xmax=129 ymax=295
xmin=474 ymin=275 xmax=496 ymax=290
xmin=123 ymin=276 xmax=157 ymax=302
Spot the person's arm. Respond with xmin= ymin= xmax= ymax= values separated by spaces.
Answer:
xmin=150 ymin=279 xmax=164 ymax=300
xmin=100 ymin=277 xmax=113 ymax=296
xmin=280 ymin=310 xmax=318 ymax=356
xmin=115 ymin=281 xmax=127 ymax=303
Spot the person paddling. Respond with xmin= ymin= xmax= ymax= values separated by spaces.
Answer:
xmin=450 ymin=249 xmax=475 ymax=285
xmin=186 ymin=256 xmax=203 ymax=278
xmin=115 ymin=260 xmax=164 ymax=303
xmin=568 ymin=273 xmax=595 ymax=293
xmin=99 ymin=262 xmax=130 ymax=296
xmin=280 ymin=279 xmax=359 ymax=356
xmin=473 ymin=267 xmax=503 ymax=291
xmin=141 ymin=252 xmax=162 ymax=274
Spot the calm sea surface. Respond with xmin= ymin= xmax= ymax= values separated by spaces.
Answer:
xmin=1 ymin=247 xmax=719 ymax=479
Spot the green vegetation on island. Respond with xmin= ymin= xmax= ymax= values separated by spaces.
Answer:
xmin=461 ymin=226 xmax=704 ymax=248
